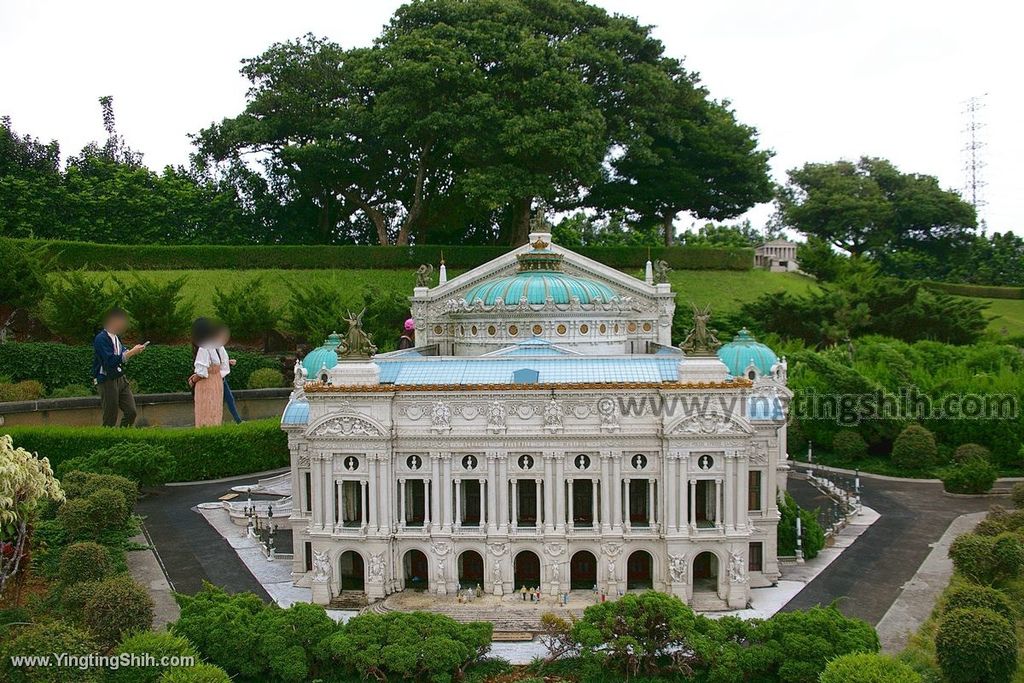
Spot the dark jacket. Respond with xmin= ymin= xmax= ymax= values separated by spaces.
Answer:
xmin=92 ymin=330 xmax=126 ymax=383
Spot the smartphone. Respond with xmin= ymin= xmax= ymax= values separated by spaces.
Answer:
xmin=143 ymin=341 xmax=151 ymax=347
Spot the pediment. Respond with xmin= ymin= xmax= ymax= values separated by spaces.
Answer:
xmin=306 ymin=414 xmax=386 ymax=438
xmin=667 ymin=412 xmax=754 ymax=436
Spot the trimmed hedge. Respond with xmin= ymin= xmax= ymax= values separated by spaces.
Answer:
xmin=0 ymin=342 xmax=278 ymax=394
xmin=922 ymin=281 xmax=1024 ymax=300
xmin=5 ymin=419 xmax=288 ymax=482
xmin=8 ymin=237 xmax=753 ymax=272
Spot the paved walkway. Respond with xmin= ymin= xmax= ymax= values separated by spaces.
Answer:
xmin=126 ymin=531 xmax=180 ymax=630
xmin=780 ymin=469 xmax=1003 ymax=625
xmin=875 ymin=512 xmax=985 ymax=652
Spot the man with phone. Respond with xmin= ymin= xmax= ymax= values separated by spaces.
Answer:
xmin=92 ymin=307 xmax=147 ymax=427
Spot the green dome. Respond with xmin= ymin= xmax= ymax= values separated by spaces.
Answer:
xmin=302 ymin=332 xmax=342 ymax=377
xmin=464 ymin=271 xmax=617 ymax=306
xmin=717 ymin=328 xmax=779 ymax=378
xmin=464 ymin=240 xmax=616 ymax=306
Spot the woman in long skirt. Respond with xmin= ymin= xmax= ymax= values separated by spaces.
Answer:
xmin=189 ymin=319 xmax=224 ymax=427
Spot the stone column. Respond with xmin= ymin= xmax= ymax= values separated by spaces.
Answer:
xmin=479 ymin=478 xmax=487 ymax=526
xmin=688 ymin=479 xmax=696 ymax=531
xmin=610 ymin=452 xmax=622 ymax=532
xmin=497 ymin=454 xmax=509 ymax=531
xmin=361 ymin=480 xmax=369 ymax=531
xmin=441 ymin=456 xmax=453 ymax=530
xmin=430 ymin=453 xmax=443 ymax=529
xmin=323 ymin=456 xmax=335 ymax=531
xmin=591 ymin=478 xmax=600 ymax=527
xmin=336 ymin=479 xmax=344 ymax=530
xmin=553 ymin=454 xmax=565 ymax=532
xmin=735 ymin=450 xmax=747 ymax=531
xmin=399 ymin=479 xmax=407 ymax=528
xmin=379 ymin=452 xmax=392 ymax=533
xmin=310 ymin=454 xmax=324 ymax=530
xmin=511 ymin=479 xmax=519 ymax=529
xmin=487 ymin=452 xmax=499 ymax=532
xmin=715 ymin=477 xmax=723 ymax=529
xmin=679 ymin=453 xmax=689 ymax=532
xmin=454 ymin=478 xmax=462 ymax=528
xmin=666 ymin=454 xmax=677 ymax=532
xmin=567 ymin=479 xmax=575 ymax=530
xmin=618 ymin=479 xmax=626 ymax=532
xmin=647 ymin=479 xmax=655 ymax=527
xmin=369 ymin=458 xmax=379 ymax=533
xmin=600 ymin=451 xmax=612 ymax=532
xmin=535 ymin=478 xmax=543 ymax=529
xmin=543 ymin=454 xmax=555 ymax=532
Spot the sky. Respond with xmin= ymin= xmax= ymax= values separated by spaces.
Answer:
xmin=1 ymin=0 xmax=1021 ymax=235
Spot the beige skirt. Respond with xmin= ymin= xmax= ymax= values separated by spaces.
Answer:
xmin=194 ymin=365 xmax=224 ymax=427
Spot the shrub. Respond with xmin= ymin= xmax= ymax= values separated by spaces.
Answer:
xmin=58 ymin=542 xmax=111 ymax=586
xmin=112 ymin=273 xmax=194 ymax=344
xmin=48 ymin=384 xmax=93 ymax=398
xmin=820 ymin=653 xmax=921 ymax=683
xmin=941 ymin=584 xmax=1017 ymax=624
xmin=941 ymin=460 xmax=998 ymax=494
xmin=0 ymin=237 xmax=48 ymax=313
xmin=0 ymin=620 xmax=101 ymax=682
xmin=777 ymin=491 xmax=826 ymax=560
xmin=11 ymin=420 xmax=288 ymax=483
xmin=891 ymin=425 xmax=939 ymax=470
xmin=80 ymin=575 xmax=155 ymax=649
xmin=935 ymin=607 xmax=1017 ymax=683
xmin=0 ymin=342 xmax=278 ymax=393
xmin=213 ymin=277 xmax=280 ymax=345
xmin=246 ymin=367 xmax=284 ymax=389
xmin=832 ymin=430 xmax=868 ymax=460
xmin=0 ymin=379 xmax=44 ymax=402
xmin=69 ymin=442 xmax=176 ymax=487
xmin=952 ymin=443 xmax=991 ymax=465
xmin=111 ymin=631 xmax=199 ymax=683
xmin=57 ymin=488 xmax=129 ymax=541
xmin=283 ymin=279 xmax=352 ymax=346
xmin=40 ymin=269 xmax=117 ymax=343
xmin=950 ymin=532 xmax=1024 ymax=584
xmin=158 ymin=664 xmax=233 ymax=683
xmin=60 ymin=470 xmax=139 ymax=505
xmin=1012 ymin=482 xmax=1024 ymax=509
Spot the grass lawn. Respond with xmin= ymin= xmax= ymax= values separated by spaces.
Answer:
xmin=88 ymin=267 xmax=822 ymax=320
xmin=974 ymin=296 xmax=1024 ymax=337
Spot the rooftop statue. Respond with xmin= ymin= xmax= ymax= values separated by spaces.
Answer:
xmin=680 ymin=303 xmax=721 ymax=355
xmin=415 ymin=263 xmax=434 ymax=288
xmin=339 ymin=308 xmax=377 ymax=358
xmin=653 ymin=259 xmax=671 ymax=284
xmin=529 ymin=205 xmax=551 ymax=234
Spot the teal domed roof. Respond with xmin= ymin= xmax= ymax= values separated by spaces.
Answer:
xmin=717 ymin=328 xmax=779 ymax=377
xmin=464 ymin=239 xmax=616 ymax=306
xmin=302 ymin=332 xmax=342 ymax=377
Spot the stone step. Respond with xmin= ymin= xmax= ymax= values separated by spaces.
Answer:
xmin=329 ymin=592 xmax=368 ymax=609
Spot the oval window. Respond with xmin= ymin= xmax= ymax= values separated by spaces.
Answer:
xmin=579 ymin=323 xmax=589 ymax=335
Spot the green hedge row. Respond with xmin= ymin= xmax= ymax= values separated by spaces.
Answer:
xmin=922 ymin=281 xmax=1024 ymax=300
xmin=9 ymin=238 xmax=753 ymax=272
xmin=0 ymin=342 xmax=279 ymax=394
xmin=4 ymin=419 xmax=288 ymax=482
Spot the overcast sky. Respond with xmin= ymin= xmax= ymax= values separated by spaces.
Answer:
xmin=1 ymin=0 xmax=1021 ymax=235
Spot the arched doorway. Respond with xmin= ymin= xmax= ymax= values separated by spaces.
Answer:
xmin=458 ymin=551 xmax=484 ymax=589
xmin=570 ymin=551 xmax=597 ymax=589
xmin=339 ymin=551 xmax=364 ymax=591
xmin=514 ymin=551 xmax=541 ymax=590
xmin=403 ymin=549 xmax=429 ymax=590
xmin=626 ymin=550 xmax=654 ymax=590
xmin=692 ymin=551 xmax=718 ymax=593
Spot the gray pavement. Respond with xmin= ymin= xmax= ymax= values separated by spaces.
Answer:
xmin=781 ymin=471 xmax=1003 ymax=625
xmin=127 ymin=531 xmax=180 ymax=630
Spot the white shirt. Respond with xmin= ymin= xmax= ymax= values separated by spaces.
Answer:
xmin=193 ymin=345 xmax=222 ymax=379
xmin=216 ymin=346 xmax=231 ymax=378
xmin=107 ymin=331 xmax=123 ymax=355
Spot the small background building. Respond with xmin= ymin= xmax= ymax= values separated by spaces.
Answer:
xmin=755 ymin=240 xmax=799 ymax=272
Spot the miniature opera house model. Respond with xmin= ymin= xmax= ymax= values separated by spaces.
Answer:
xmin=281 ymin=226 xmax=791 ymax=610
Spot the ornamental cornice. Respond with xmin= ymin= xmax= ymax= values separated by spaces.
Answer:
xmin=304 ymin=379 xmax=751 ymax=394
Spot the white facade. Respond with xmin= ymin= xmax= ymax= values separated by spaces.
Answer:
xmin=755 ymin=240 xmax=799 ymax=273
xmin=283 ymin=231 xmax=791 ymax=610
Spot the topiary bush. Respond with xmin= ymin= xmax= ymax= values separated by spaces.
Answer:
xmin=58 ymin=542 xmax=111 ymax=586
xmin=57 ymin=488 xmax=129 ymax=541
xmin=832 ymin=430 xmax=868 ymax=460
xmin=941 ymin=459 xmax=998 ymax=494
xmin=246 ymin=367 xmax=284 ymax=389
xmin=63 ymin=442 xmax=175 ymax=487
xmin=80 ymin=575 xmax=155 ymax=649
xmin=890 ymin=424 xmax=938 ymax=471
xmin=0 ymin=619 xmax=101 ymax=682
xmin=1012 ymin=482 xmax=1024 ymax=509
xmin=0 ymin=379 xmax=44 ymax=402
xmin=60 ymin=470 xmax=138 ymax=505
xmin=111 ymin=632 xmax=200 ymax=683
xmin=950 ymin=532 xmax=1024 ymax=584
xmin=11 ymin=420 xmax=288 ymax=483
xmin=819 ymin=652 xmax=921 ymax=683
xmin=935 ymin=607 xmax=1018 ymax=683
xmin=941 ymin=583 xmax=1017 ymax=624
xmin=952 ymin=443 xmax=991 ymax=465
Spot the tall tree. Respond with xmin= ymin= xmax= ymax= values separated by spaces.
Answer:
xmin=777 ymin=157 xmax=976 ymax=258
